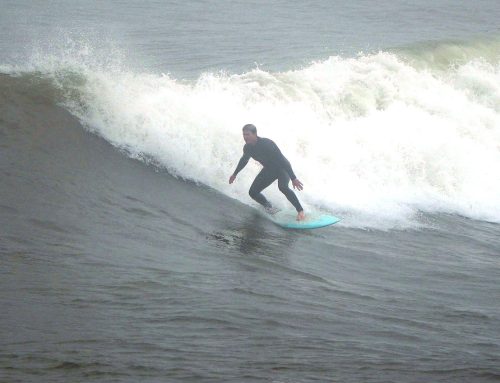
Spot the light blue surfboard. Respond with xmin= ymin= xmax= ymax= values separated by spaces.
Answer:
xmin=269 ymin=210 xmax=341 ymax=229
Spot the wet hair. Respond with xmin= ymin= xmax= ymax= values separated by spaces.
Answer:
xmin=242 ymin=124 xmax=257 ymax=134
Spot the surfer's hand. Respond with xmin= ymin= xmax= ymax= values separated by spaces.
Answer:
xmin=229 ymin=174 xmax=236 ymax=184
xmin=292 ymin=178 xmax=303 ymax=191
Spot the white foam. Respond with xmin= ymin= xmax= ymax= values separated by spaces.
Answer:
xmin=9 ymin=44 xmax=500 ymax=229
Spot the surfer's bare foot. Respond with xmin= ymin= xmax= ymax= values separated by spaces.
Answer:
xmin=265 ymin=206 xmax=280 ymax=215
xmin=297 ymin=211 xmax=305 ymax=221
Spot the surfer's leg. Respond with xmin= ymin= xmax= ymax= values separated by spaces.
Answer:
xmin=277 ymin=171 xmax=303 ymax=213
xmin=249 ymin=168 xmax=277 ymax=209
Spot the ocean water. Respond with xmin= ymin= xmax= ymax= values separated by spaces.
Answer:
xmin=1 ymin=1 xmax=500 ymax=382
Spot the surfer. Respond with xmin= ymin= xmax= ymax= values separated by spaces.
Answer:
xmin=229 ymin=124 xmax=305 ymax=221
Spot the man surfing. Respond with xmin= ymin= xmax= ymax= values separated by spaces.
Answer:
xmin=229 ymin=124 xmax=305 ymax=221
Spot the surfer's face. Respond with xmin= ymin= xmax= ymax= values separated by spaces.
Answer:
xmin=243 ymin=130 xmax=258 ymax=145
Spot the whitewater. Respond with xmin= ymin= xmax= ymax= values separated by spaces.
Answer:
xmin=5 ymin=39 xmax=499 ymax=229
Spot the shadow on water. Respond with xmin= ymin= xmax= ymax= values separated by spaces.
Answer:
xmin=207 ymin=211 xmax=297 ymax=258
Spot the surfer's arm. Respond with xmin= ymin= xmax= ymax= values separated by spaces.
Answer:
xmin=233 ymin=153 xmax=250 ymax=175
xmin=230 ymin=153 xmax=250 ymax=182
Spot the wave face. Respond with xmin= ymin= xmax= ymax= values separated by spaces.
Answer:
xmin=3 ymin=37 xmax=500 ymax=229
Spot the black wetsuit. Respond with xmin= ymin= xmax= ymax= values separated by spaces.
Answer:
xmin=233 ymin=137 xmax=303 ymax=212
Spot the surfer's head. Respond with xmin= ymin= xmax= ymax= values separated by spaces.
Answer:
xmin=242 ymin=124 xmax=258 ymax=144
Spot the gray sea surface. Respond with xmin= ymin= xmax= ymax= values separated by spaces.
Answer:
xmin=1 ymin=1 xmax=500 ymax=382
xmin=1 ymin=0 xmax=500 ymax=77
